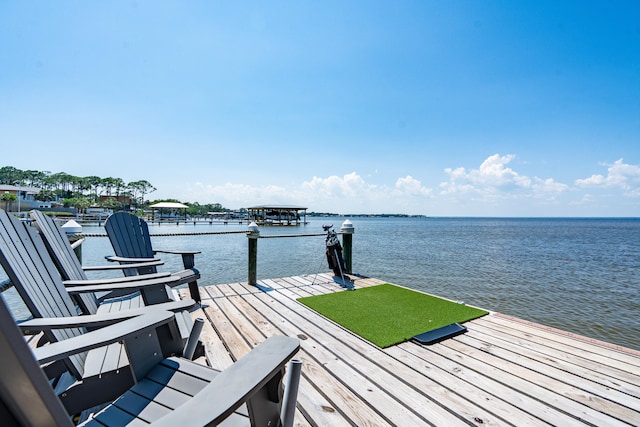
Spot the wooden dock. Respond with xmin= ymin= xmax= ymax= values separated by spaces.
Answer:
xmin=177 ymin=273 xmax=640 ymax=426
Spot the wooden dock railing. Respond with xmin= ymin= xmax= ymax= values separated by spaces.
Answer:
xmin=247 ymin=220 xmax=354 ymax=285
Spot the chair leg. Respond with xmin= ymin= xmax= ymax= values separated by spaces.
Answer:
xmin=188 ymin=281 xmax=201 ymax=303
xmin=183 ymin=318 xmax=204 ymax=360
xmin=280 ymin=359 xmax=302 ymax=427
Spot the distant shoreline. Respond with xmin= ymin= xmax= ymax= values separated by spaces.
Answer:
xmin=308 ymin=212 xmax=427 ymax=218
xmin=308 ymin=213 xmax=639 ymax=219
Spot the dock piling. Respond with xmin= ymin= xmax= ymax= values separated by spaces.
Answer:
xmin=340 ymin=220 xmax=354 ymax=274
xmin=247 ymin=222 xmax=260 ymax=285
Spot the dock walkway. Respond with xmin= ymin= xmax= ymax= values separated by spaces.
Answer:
xmin=177 ymin=274 xmax=640 ymax=426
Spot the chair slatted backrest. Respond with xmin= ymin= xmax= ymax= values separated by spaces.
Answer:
xmin=0 ymin=294 xmax=74 ymax=427
xmin=29 ymin=210 xmax=99 ymax=314
xmin=0 ymin=210 xmax=86 ymax=378
xmin=105 ymin=212 xmax=158 ymax=277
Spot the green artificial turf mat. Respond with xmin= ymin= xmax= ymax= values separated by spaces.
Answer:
xmin=297 ymin=283 xmax=488 ymax=348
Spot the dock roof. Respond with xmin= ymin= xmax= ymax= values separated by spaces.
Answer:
xmin=247 ymin=205 xmax=307 ymax=210
xmin=149 ymin=202 xmax=189 ymax=209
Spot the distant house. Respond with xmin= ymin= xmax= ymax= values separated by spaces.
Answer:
xmin=0 ymin=185 xmax=50 ymax=210
xmin=85 ymin=207 xmax=113 ymax=219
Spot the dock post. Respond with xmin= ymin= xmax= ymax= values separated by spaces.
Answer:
xmin=69 ymin=236 xmax=83 ymax=264
xmin=340 ymin=219 xmax=354 ymax=274
xmin=247 ymin=222 xmax=260 ymax=285
xmin=62 ymin=220 xmax=84 ymax=264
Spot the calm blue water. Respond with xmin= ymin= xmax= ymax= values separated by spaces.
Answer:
xmin=3 ymin=217 xmax=639 ymax=350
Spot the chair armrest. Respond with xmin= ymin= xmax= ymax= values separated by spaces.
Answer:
xmin=83 ymin=259 xmax=164 ymax=271
xmin=33 ymin=311 xmax=174 ymax=364
xmin=153 ymin=249 xmax=201 ymax=255
xmin=151 ymin=336 xmax=300 ymax=427
xmin=19 ymin=314 xmax=130 ymax=332
xmin=64 ymin=274 xmax=180 ymax=292
xmin=153 ymin=250 xmax=200 ymax=269
xmin=105 ymin=255 xmax=160 ymax=263
xmin=17 ymin=299 xmax=195 ymax=333
xmin=64 ymin=272 xmax=172 ymax=286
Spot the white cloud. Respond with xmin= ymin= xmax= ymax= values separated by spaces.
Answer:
xmin=171 ymin=155 xmax=638 ymax=216
xmin=440 ymin=154 xmax=524 ymax=194
xmin=301 ymin=172 xmax=372 ymax=198
xmin=184 ymin=182 xmax=291 ymax=207
xmin=394 ymin=176 xmax=432 ymax=197
xmin=474 ymin=154 xmax=530 ymax=187
xmin=532 ymin=177 xmax=569 ymax=198
xmin=183 ymin=172 xmax=432 ymax=214
xmin=300 ymin=172 xmax=432 ymax=213
xmin=627 ymin=187 xmax=640 ymax=198
xmin=569 ymin=193 xmax=595 ymax=206
xmin=575 ymin=159 xmax=640 ymax=196
xmin=440 ymin=154 xmax=566 ymax=201
xmin=575 ymin=174 xmax=606 ymax=186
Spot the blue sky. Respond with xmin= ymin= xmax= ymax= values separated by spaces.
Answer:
xmin=1 ymin=1 xmax=639 ymax=216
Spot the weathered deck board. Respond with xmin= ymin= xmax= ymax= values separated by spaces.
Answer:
xmin=177 ymin=274 xmax=640 ymax=426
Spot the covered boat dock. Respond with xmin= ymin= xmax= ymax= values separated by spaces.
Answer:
xmin=247 ymin=204 xmax=307 ymax=225
xmin=149 ymin=201 xmax=189 ymax=222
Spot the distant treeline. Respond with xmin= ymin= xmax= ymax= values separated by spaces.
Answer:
xmin=0 ymin=165 xmax=155 ymax=206
xmin=0 ymin=166 xmax=233 ymax=216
